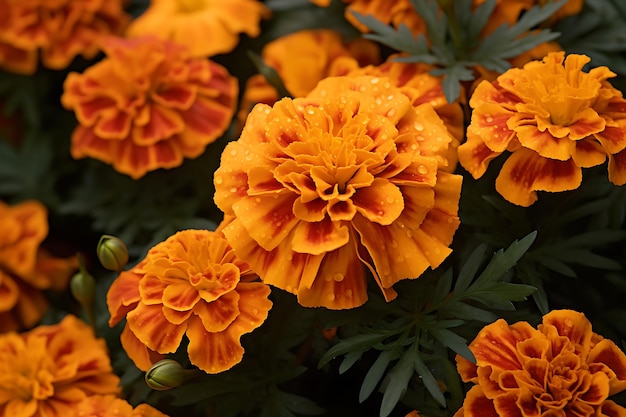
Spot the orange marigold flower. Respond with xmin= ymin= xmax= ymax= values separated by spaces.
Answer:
xmin=342 ymin=0 xmax=426 ymax=35
xmin=0 ymin=0 xmax=128 ymax=74
xmin=107 ymin=229 xmax=273 ymax=374
xmin=0 ymin=315 xmax=121 ymax=417
xmin=458 ymin=52 xmax=626 ymax=206
xmin=0 ymin=200 xmax=77 ymax=331
xmin=125 ymin=0 xmax=270 ymax=57
xmin=61 ymin=36 xmax=238 ymax=179
xmin=237 ymin=29 xmax=380 ymax=129
xmin=75 ymin=395 xmax=169 ymax=417
xmin=455 ymin=309 xmax=626 ymax=417
xmin=214 ymin=75 xmax=463 ymax=310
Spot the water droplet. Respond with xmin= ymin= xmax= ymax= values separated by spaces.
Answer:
xmin=370 ymin=77 xmax=380 ymax=84
xmin=410 ymin=143 xmax=418 ymax=151
xmin=390 ymin=240 xmax=398 ymax=248
xmin=386 ymin=196 xmax=396 ymax=204
xmin=377 ymin=210 xmax=384 ymax=216
xmin=327 ymin=293 xmax=336 ymax=301
xmin=214 ymin=175 xmax=223 ymax=185
xmin=230 ymin=149 xmax=238 ymax=156
xmin=417 ymin=165 xmax=429 ymax=175
xmin=485 ymin=114 xmax=494 ymax=123
xmin=345 ymin=289 xmax=353 ymax=298
xmin=230 ymin=186 xmax=238 ymax=193
xmin=333 ymin=272 xmax=344 ymax=282
xmin=413 ymin=122 xmax=424 ymax=131
xmin=252 ymin=308 xmax=259 ymax=315
xmin=406 ymin=230 xmax=413 ymax=238
xmin=307 ymin=108 xmax=315 ymax=115
xmin=386 ymin=108 xmax=396 ymax=117
xmin=395 ymin=255 xmax=405 ymax=262
xmin=255 ymin=197 xmax=261 ymax=203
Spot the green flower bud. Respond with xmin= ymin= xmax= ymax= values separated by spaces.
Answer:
xmin=145 ymin=360 xmax=193 ymax=391
xmin=97 ymin=235 xmax=129 ymax=272
xmin=70 ymin=270 xmax=96 ymax=308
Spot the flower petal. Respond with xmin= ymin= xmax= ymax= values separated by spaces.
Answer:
xmin=191 ymin=291 xmax=240 ymax=333
xmin=228 ymin=281 xmax=273 ymax=335
xmin=120 ymin=324 xmax=163 ymax=371
xmin=462 ymin=386 xmax=500 ymax=417
xmin=352 ymin=178 xmax=404 ymax=225
xmin=161 ymin=283 xmax=200 ymax=312
xmin=540 ymin=309 xmax=593 ymax=356
xmin=126 ymin=303 xmax=187 ymax=353
xmin=457 ymin=133 xmax=503 ymax=179
xmin=596 ymin=400 xmax=626 ymax=417
xmin=185 ymin=316 xmax=245 ymax=374
xmin=588 ymin=338 xmax=626 ymax=395
xmin=291 ymin=218 xmax=350 ymax=256
xmin=495 ymin=148 xmax=582 ymax=207
xmin=107 ymin=268 xmax=142 ymax=326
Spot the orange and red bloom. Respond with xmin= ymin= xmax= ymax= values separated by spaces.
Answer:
xmin=75 ymin=395 xmax=169 ymax=417
xmin=61 ymin=36 xmax=238 ymax=179
xmin=0 ymin=314 xmax=121 ymax=417
xmin=107 ymin=229 xmax=272 ymax=374
xmin=214 ymin=75 xmax=462 ymax=310
xmin=0 ymin=0 xmax=128 ymax=74
xmin=455 ymin=309 xmax=626 ymax=417
xmin=126 ymin=0 xmax=270 ymax=57
xmin=458 ymin=52 xmax=626 ymax=206
xmin=0 ymin=200 xmax=77 ymax=331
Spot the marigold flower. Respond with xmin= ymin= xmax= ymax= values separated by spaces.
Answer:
xmin=342 ymin=0 xmax=426 ymax=35
xmin=125 ymin=0 xmax=270 ymax=57
xmin=214 ymin=75 xmax=463 ymax=309
xmin=0 ymin=200 xmax=77 ymax=331
xmin=75 ymin=395 xmax=169 ymax=417
xmin=238 ymin=29 xmax=380 ymax=128
xmin=0 ymin=0 xmax=128 ymax=74
xmin=61 ymin=36 xmax=238 ymax=179
xmin=458 ymin=52 xmax=626 ymax=206
xmin=455 ymin=309 xmax=626 ymax=417
xmin=0 ymin=315 xmax=121 ymax=417
xmin=107 ymin=229 xmax=273 ymax=374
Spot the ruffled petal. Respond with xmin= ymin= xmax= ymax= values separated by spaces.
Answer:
xmin=107 ymin=268 xmax=142 ymax=326
xmin=588 ymin=338 xmax=626 ymax=395
xmin=185 ymin=315 xmax=245 ymax=374
xmin=120 ymin=324 xmax=163 ymax=372
xmin=126 ymin=303 xmax=187 ymax=353
xmin=291 ymin=218 xmax=350 ymax=256
xmin=457 ymin=133 xmax=503 ymax=179
xmin=540 ymin=309 xmax=593 ymax=357
xmin=191 ymin=291 xmax=240 ymax=333
xmin=462 ymin=386 xmax=500 ymax=417
xmin=228 ymin=282 xmax=273 ymax=335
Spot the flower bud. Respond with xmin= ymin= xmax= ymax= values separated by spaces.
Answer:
xmin=145 ymin=360 xmax=191 ymax=391
xmin=97 ymin=235 xmax=129 ymax=271
xmin=70 ymin=270 xmax=96 ymax=308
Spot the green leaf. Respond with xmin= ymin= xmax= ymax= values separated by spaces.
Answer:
xmin=318 ymin=332 xmax=391 ymax=368
xmin=278 ymin=391 xmax=325 ymax=415
xmin=454 ymin=244 xmax=486 ymax=293
xmin=412 ymin=349 xmax=446 ymax=407
xmin=359 ymin=349 xmax=395 ymax=403
xmin=443 ymin=302 xmax=499 ymax=323
xmin=380 ymin=348 xmax=416 ymax=417
xmin=247 ymin=51 xmax=292 ymax=99
xmin=428 ymin=327 xmax=475 ymax=363
xmin=339 ymin=347 xmax=366 ymax=374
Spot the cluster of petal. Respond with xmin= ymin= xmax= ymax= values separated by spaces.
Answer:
xmin=214 ymin=75 xmax=462 ymax=310
xmin=125 ymin=0 xmax=270 ymax=57
xmin=75 ymin=395 xmax=169 ymax=417
xmin=238 ymin=29 xmax=380 ymax=128
xmin=0 ymin=200 xmax=77 ymax=331
xmin=0 ymin=315 xmax=121 ymax=417
xmin=474 ymin=0 xmax=584 ymax=35
xmin=342 ymin=0 xmax=426 ymax=35
xmin=458 ymin=52 xmax=626 ymax=206
xmin=455 ymin=309 xmax=626 ymax=417
xmin=0 ymin=0 xmax=128 ymax=74
xmin=61 ymin=36 xmax=238 ymax=179
xmin=107 ymin=229 xmax=273 ymax=374
xmin=346 ymin=57 xmax=466 ymax=170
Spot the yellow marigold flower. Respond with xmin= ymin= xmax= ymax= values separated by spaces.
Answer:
xmin=237 ymin=29 xmax=380 ymax=129
xmin=75 ymin=395 xmax=169 ymax=417
xmin=458 ymin=52 xmax=626 ymax=206
xmin=455 ymin=309 xmax=626 ymax=417
xmin=125 ymin=0 xmax=270 ymax=57
xmin=106 ymin=229 xmax=273 ymax=374
xmin=0 ymin=315 xmax=121 ymax=417
xmin=61 ymin=36 xmax=238 ymax=180
xmin=214 ymin=75 xmax=463 ymax=310
xmin=0 ymin=200 xmax=77 ymax=331
xmin=0 ymin=0 xmax=128 ymax=74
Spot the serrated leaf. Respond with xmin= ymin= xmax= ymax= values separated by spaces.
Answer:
xmin=380 ymin=348 xmax=416 ymax=417
xmin=359 ymin=349 xmax=395 ymax=403
xmin=410 ymin=0 xmax=447 ymax=47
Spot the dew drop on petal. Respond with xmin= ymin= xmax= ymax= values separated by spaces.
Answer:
xmin=252 ymin=308 xmax=259 ymax=315
xmin=345 ymin=289 xmax=353 ymax=298
xmin=327 ymin=293 xmax=336 ymax=301
xmin=485 ymin=114 xmax=494 ymax=123
xmin=214 ymin=175 xmax=223 ymax=185
xmin=386 ymin=195 xmax=396 ymax=204
xmin=333 ymin=272 xmax=344 ymax=282
xmin=370 ymin=77 xmax=380 ymax=84
xmin=413 ymin=122 xmax=424 ymax=131
xmin=230 ymin=187 xmax=238 ymax=193
xmin=417 ymin=165 xmax=429 ymax=175
xmin=386 ymin=108 xmax=396 ymax=117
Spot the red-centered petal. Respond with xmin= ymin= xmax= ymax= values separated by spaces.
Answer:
xmin=470 ymin=319 xmax=537 ymax=371
xmin=114 ymin=137 xmax=183 ymax=179
xmin=296 ymin=242 xmax=368 ymax=309
xmin=352 ymin=178 xmax=404 ymax=225
xmin=181 ymin=97 xmax=232 ymax=136
xmin=222 ymin=218 xmax=324 ymax=295
xmin=232 ymin=193 xmax=299 ymax=251
xmin=120 ymin=324 xmax=163 ymax=371
xmin=566 ymin=107 xmax=606 ymax=140
xmin=291 ymin=218 xmax=350 ymax=256
xmin=572 ymin=139 xmax=606 ymax=168
xmin=580 ymin=372 xmax=610 ymax=405
xmin=541 ymin=310 xmax=593 ymax=356
xmin=106 ymin=268 xmax=142 ymax=326
xmin=462 ymin=386 xmax=500 ymax=417
xmin=514 ymin=124 xmax=572 ymax=161
xmin=152 ymin=85 xmax=197 ymax=110
xmin=228 ymin=281 xmax=272 ymax=335
xmin=94 ymin=110 xmax=132 ymax=140
xmin=597 ymin=400 xmax=626 ymax=417
xmin=191 ymin=291 xmax=240 ymax=333
xmin=515 ymin=387 xmax=541 ymax=417
xmin=588 ymin=339 xmax=626 ymax=395
xmin=470 ymin=103 xmax=516 ymax=153
xmin=516 ymin=336 xmax=551 ymax=362
xmin=161 ymin=283 xmax=200 ymax=312
xmin=197 ymin=264 xmax=240 ymax=303
xmin=595 ymin=122 xmax=626 ymax=154
xmin=185 ymin=315 xmax=244 ymax=374
xmin=492 ymin=391 xmax=524 ymax=417
xmin=75 ymin=96 xmax=117 ymax=125
xmin=495 ymin=148 xmax=582 ymax=207
xmin=71 ymin=126 xmax=116 ymax=163
xmin=608 ymin=148 xmax=626 ymax=186
xmin=457 ymin=133 xmax=503 ymax=179
xmin=132 ymin=105 xmax=185 ymax=146
xmin=126 ymin=303 xmax=187 ymax=353
xmin=470 ymin=79 xmax=522 ymax=110
xmin=247 ymin=165 xmax=286 ymax=196
xmin=388 ymin=156 xmax=438 ymax=187
xmin=139 ymin=274 xmax=168 ymax=305
xmin=162 ymin=306 xmax=193 ymax=325
xmin=352 ymin=215 xmax=432 ymax=290
xmin=391 ymin=185 xmax=434 ymax=227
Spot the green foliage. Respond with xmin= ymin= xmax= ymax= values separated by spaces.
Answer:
xmin=318 ymin=232 xmax=538 ymax=417
xmin=352 ymin=0 xmax=564 ymax=101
